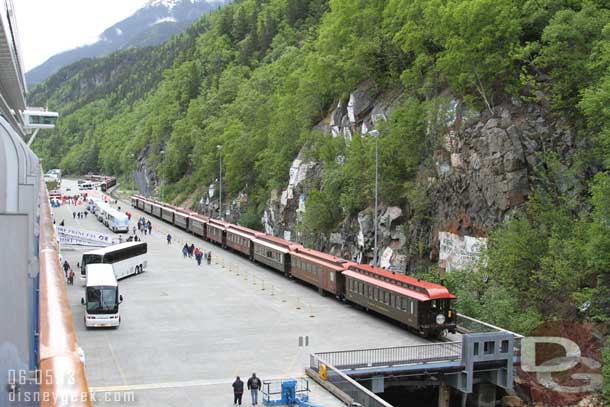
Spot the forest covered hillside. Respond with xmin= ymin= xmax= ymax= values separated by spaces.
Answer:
xmin=31 ymin=0 xmax=610 ymax=399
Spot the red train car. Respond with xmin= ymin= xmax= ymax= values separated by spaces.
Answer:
xmin=207 ymin=218 xmax=228 ymax=246
xmin=344 ymin=264 xmax=456 ymax=337
xmin=226 ymin=224 xmax=262 ymax=258
xmin=173 ymin=207 xmax=191 ymax=230
xmin=290 ymin=247 xmax=350 ymax=297
xmin=252 ymin=235 xmax=302 ymax=276
xmin=188 ymin=213 xmax=208 ymax=238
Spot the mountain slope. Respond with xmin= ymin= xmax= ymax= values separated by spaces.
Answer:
xmin=30 ymin=0 xmax=610 ymax=387
xmin=25 ymin=0 xmax=228 ymax=88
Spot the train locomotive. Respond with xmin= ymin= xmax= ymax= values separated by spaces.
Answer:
xmin=130 ymin=195 xmax=457 ymax=337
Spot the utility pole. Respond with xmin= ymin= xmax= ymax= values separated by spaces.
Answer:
xmin=368 ymin=130 xmax=380 ymax=266
xmin=160 ymin=150 xmax=165 ymax=202
xmin=217 ymin=144 xmax=223 ymax=219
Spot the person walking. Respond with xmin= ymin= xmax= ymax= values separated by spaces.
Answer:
xmin=207 ymin=251 xmax=212 ymax=265
xmin=147 ymin=221 xmax=152 ymax=234
xmin=72 ymin=211 xmax=76 ymax=219
xmin=143 ymin=226 xmax=148 ymax=236
xmin=247 ymin=373 xmax=262 ymax=405
xmin=232 ymin=376 xmax=244 ymax=406
xmin=189 ymin=243 xmax=195 ymax=258
xmin=68 ymin=269 xmax=75 ymax=285
xmin=62 ymin=260 xmax=70 ymax=279
xmin=195 ymin=249 xmax=203 ymax=266
xmin=166 ymin=233 xmax=172 ymax=245
xmin=84 ymin=211 xmax=88 ymax=219
xmin=182 ymin=244 xmax=188 ymax=258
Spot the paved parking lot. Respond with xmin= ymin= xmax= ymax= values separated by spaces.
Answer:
xmin=55 ymin=179 xmax=430 ymax=406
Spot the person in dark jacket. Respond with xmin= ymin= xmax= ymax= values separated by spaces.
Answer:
xmin=247 ymin=373 xmax=262 ymax=405
xmin=62 ymin=260 xmax=70 ymax=279
xmin=232 ymin=376 xmax=244 ymax=405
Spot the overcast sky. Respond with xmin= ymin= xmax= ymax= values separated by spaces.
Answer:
xmin=14 ymin=0 xmax=149 ymax=72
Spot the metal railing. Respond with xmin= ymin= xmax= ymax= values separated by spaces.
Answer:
xmin=314 ymin=341 xmax=462 ymax=371
xmin=457 ymin=313 xmax=524 ymax=355
xmin=39 ymin=180 xmax=92 ymax=407
xmin=310 ymin=354 xmax=394 ymax=407
xmin=262 ymin=377 xmax=310 ymax=404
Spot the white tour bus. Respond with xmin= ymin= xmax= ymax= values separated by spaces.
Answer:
xmin=80 ymin=242 xmax=147 ymax=284
xmin=81 ymin=264 xmax=122 ymax=328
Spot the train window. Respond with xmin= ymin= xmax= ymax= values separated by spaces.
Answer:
xmin=267 ymin=250 xmax=273 ymax=258
xmin=383 ymin=291 xmax=388 ymax=304
xmin=501 ymin=340 xmax=509 ymax=353
xmin=389 ymin=294 xmax=393 ymax=307
xmin=330 ymin=272 xmax=334 ymax=282
xmin=410 ymin=301 xmax=414 ymax=314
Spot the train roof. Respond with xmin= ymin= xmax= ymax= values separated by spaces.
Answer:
xmin=292 ymin=247 xmax=350 ymax=271
xmin=227 ymin=224 xmax=262 ymax=238
xmin=208 ymin=218 xmax=229 ymax=228
xmin=256 ymin=234 xmax=300 ymax=248
xmin=348 ymin=263 xmax=456 ymax=300
xmin=190 ymin=213 xmax=209 ymax=222
xmin=252 ymin=235 xmax=302 ymax=253
xmin=343 ymin=270 xmax=432 ymax=302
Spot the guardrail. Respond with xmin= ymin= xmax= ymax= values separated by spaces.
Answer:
xmin=309 ymin=354 xmax=394 ymax=407
xmin=38 ymin=180 xmax=92 ymax=407
xmin=314 ymin=341 xmax=462 ymax=371
xmin=457 ymin=313 xmax=524 ymax=355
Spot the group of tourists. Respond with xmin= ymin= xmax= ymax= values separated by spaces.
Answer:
xmin=232 ymin=373 xmax=262 ymax=406
xmin=181 ymin=243 xmax=211 ymax=266
xmin=137 ymin=217 xmax=152 ymax=235
xmin=72 ymin=211 xmax=88 ymax=219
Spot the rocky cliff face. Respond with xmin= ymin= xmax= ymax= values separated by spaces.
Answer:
xmin=264 ymin=83 xmax=575 ymax=273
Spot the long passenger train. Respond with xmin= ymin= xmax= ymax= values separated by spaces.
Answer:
xmin=131 ymin=195 xmax=456 ymax=337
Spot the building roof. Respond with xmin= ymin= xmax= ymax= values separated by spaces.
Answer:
xmin=348 ymin=263 xmax=456 ymax=300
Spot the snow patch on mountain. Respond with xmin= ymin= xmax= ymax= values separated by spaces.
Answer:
xmin=146 ymin=0 xmax=208 ymax=10
xmin=151 ymin=16 xmax=178 ymax=26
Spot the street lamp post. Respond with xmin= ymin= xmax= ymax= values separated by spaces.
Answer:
xmin=368 ymin=130 xmax=380 ymax=266
xmin=131 ymin=153 xmax=136 ymax=191
xmin=159 ymin=150 xmax=165 ymax=202
xmin=217 ymin=144 xmax=223 ymax=219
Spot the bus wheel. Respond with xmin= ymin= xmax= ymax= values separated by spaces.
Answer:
xmin=139 ymin=264 xmax=143 ymax=273
xmin=135 ymin=265 xmax=140 ymax=274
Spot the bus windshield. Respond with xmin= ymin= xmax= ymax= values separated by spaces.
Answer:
xmin=86 ymin=286 xmax=118 ymax=314
xmin=81 ymin=253 xmax=102 ymax=276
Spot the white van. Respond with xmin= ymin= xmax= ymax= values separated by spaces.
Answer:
xmin=81 ymin=264 xmax=123 ymax=328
